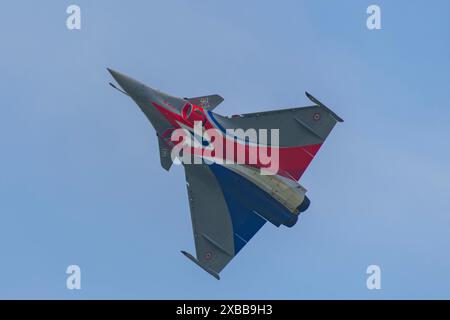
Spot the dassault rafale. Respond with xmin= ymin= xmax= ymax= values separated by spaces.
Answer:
xmin=108 ymin=69 xmax=343 ymax=279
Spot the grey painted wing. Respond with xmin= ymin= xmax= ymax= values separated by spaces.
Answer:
xmin=183 ymin=163 xmax=235 ymax=278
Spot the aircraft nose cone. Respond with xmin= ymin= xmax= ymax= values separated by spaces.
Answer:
xmin=107 ymin=68 xmax=144 ymax=97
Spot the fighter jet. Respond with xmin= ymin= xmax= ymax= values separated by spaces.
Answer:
xmin=107 ymin=69 xmax=343 ymax=279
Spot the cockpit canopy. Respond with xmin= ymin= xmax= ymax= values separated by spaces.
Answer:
xmin=182 ymin=103 xmax=206 ymax=124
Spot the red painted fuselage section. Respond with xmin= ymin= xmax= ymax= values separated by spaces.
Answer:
xmin=152 ymin=101 xmax=322 ymax=180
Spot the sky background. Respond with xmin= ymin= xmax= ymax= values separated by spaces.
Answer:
xmin=0 ymin=0 xmax=449 ymax=299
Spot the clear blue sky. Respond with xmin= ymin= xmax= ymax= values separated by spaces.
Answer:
xmin=0 ymin=0 xmax=449 ymax=299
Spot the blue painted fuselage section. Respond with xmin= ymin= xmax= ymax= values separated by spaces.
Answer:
xmin=209 ymin=164 xmax=298 ymax=254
